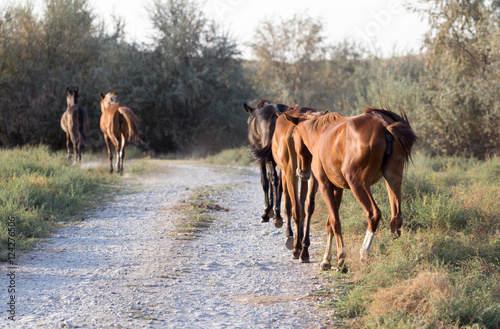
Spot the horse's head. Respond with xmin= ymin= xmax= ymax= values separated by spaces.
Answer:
xmin=66 ymin=87 xmax=79 ymax=107
xmin=100 ymin=92 xmax=118 ymax=113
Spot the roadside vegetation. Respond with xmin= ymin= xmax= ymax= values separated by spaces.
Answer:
xmin=0 ymin=146 xmax=116 ymax=261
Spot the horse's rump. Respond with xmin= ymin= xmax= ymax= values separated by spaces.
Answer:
xmin=365 ymin=107 xmax=417 ymax=164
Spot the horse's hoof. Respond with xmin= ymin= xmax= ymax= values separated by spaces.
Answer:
xmin=273 ymin=217 xmax=283 ymax=228
xmin=292 ymin=248 xmax=301 ymax=260
xmin=300 ymin=249 xmax=310 ymax=263
xmin=320 ymin=261 xmax=331 ymax=271
xmin=285 ymin=236 xmax=294 ymax=250
xmin=260 ymin=215 xmax=270 ymax=223
xmin=336 ymin=264 xmax=348 ymax=274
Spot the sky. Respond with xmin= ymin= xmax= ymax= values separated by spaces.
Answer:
xmin=37 ymin=0 xmax=430 ymax=59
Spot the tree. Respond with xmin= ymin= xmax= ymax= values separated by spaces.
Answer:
xmin=144 ymin=0 xmax=250 ymax=154
xmin=411 ymin=0 xmax=500 ymax=157
xmin=250 ymin=13 xmax=326 ymax=105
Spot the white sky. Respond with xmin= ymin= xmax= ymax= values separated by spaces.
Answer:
xmin=35 ymin=0 xmax=430 ymax=59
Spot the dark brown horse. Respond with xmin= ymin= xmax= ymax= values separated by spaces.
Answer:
xmin=61 ymin=87 xmax=89 ymax=163
xmin=285 ymin=107 xmax=417 ymax=272
xmin=244 ymin=99 xmax=288 ymax=227
xmin=99 ymin=92 xmax=141 ymax=174
xmin=272 ymin=106 xmax=324 ymax=262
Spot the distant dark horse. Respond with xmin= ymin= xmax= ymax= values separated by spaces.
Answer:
xmin=61 ymin=87 xmax=89 ymax=163
xmin=244 ymin=99 xmax=288 ymax=228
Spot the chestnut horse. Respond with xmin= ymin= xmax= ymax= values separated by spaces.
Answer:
xmin=61 ymin=87 xmax=89 ymax=163
xmin=99 ymin=92 xmax=141 ymax=174
xmin=272 ymin=106 xmax=324 ymax=262
xmin=244 ymin=99 xmax=288 ymax=227
xmin=285 ymin=107 xmax=417 ymax=272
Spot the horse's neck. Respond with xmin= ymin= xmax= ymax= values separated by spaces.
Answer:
xmin=67 ymin=99 xmax=77 ymax=107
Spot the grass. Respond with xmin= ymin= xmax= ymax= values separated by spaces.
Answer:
xmin=309 ymin=154 xmax=500 ymax=328
xmin=175 ymin=184 xmax=231 ymax=239
xmin=0 ymin=145 xmax=116 ymax=261
xmin=203 ymin=146 xmax=255 ymax=167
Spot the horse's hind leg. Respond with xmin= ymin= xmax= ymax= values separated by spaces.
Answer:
xmin=289 ymin=172 xmax=303 ymax=259
xmin=282 ymin=176 xmax=294 ymax=251
xmin=76 ymin=136 xmax=81 ymax=163
xmin=300 ymin=175 xmax=319 ymax=263
xmin=267 ymin=161 xmax=283 ymax=228
xmin=70 ymin=131 xmax=78 ymax=164
xmin=383 ymin=160 xmax=405 ymax=238
xmin=348 ymin=183 xmax=382 ymax=260
xmin=319 ymin=187 xmax=344 ymax=271
xmin=259 ymin=162 xmax=272 ymax=223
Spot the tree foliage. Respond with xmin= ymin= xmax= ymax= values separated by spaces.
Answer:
xmin=411 ymin=0 xmax=500 ymax=157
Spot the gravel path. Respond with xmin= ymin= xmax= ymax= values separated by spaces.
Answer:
xmin=2 ymin=162 xmax=336 ymax=328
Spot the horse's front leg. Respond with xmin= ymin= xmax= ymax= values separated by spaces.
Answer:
xmin=104 ymin=135 xmax=113 ymax=173
xmin=117 ymin=135 xmax=126 ymax=175
xmin=66 ymin=133 xmax=72 ymax=162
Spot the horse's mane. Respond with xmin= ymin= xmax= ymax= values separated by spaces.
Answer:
xmin=308 ymin=112 xmax=343 ymax=133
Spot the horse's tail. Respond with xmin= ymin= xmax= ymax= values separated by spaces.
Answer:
xmin=77 ymin=106 xmax=88 ymax=146
xmin=251 ymin=143 xmax=273 ymax=166
xmin=380 ymin=110 xmax=417 ymax=165
xmin=118 ymin=106 xmax=142 ymax=143
xmin=365 ymin=107 xmax=417 ymax=165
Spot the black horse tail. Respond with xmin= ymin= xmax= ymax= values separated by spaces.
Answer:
xmin=251 ymin=143 xmax=273 ymax=166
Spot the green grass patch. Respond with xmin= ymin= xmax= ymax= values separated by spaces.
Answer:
xmin=0 ymin=145 xmax=116 ymax=261
xmin=311 ymin=155 xmax=500 ymax=328
xmin=176 ymin=185 xmax=231 ymax=239
xmin=203 ymin=147 xmax=255 ymax=167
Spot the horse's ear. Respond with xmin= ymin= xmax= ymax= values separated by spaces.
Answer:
xmin=100 ymin=92 xmax=105 ymax=100
xmin=284 ymin=113 xmax=300 ymax=126
xmin=243 ymin=103 xmax=255 ymax=114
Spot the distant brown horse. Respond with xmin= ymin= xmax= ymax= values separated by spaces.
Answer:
xmin=272 ymin=106 xmax=328 ymax=262
xmin=285 ymin=107 xmax=417 ymax=272
xmin=99 ymin=92 xmax=141 ymax=174
xmin=244 ymin=99 xmax=289 ymax=227
xmin=61 ymin=87 xmax=89 ymax=163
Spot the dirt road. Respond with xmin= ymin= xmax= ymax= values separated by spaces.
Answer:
xmin=2 ymin=162 xmax=337 ymax=328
